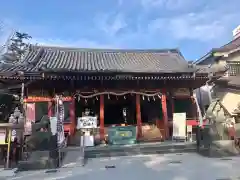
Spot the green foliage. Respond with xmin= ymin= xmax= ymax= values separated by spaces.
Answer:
xmin=4 ymin=31 xmax=31 ymax=62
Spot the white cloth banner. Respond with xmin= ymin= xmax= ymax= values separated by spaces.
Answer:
xmin=50 ymin=116 xmax=57 ymax=135
xmin=173 ymin=113 xmax=186 ymax=139
xmin=77 ymin=116 xmax=97 ymax=129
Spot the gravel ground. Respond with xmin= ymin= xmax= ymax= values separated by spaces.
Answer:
xmin=5 ymin=153 xmax=240 ymax=180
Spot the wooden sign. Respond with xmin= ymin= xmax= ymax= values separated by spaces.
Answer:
xmin=173 ymin=88 xmax=190 ymax=96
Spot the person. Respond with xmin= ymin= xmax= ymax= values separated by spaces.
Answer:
xmin=12 ymin=137 xmax=20 ymax=166
xmin=3 ymin=137 xmax=20 ymax=168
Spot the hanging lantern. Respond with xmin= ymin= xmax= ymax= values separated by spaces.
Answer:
xmin=96 ymin=96 xmax=98 ymax=100
xmin=148 ymin=97 xmax=150 ymax=101
xmin=108 ymin=94 xmax=110 ymax=99
xmin=142 ymin=95 xmax=145 ymax=100
xmin=124 ymin=96 xmax=126 ymax=99
xmin=78 ymin=96 xmax=80 ymax=102
xmin=153 ymin=96 xmax=155 ymax=101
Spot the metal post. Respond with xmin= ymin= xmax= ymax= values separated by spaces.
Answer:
xmin=6 ymin=129 xmax=12 ymax=168
xmin=80 ymin=131 xmax=85 ymax=166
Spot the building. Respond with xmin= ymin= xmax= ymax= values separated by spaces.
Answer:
xmin=0 ymin=45 xmax=211 ymax=144
xmin=195 ymin=26 xmax=240 ymax=118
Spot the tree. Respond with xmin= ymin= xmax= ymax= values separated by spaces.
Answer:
xmin=1 ymin=31 xmax=31 ymax=63
xmin=6 ymin=32 xmax=32 ymax=61
xmin=0 ymin=31 xmax=32 ymax=122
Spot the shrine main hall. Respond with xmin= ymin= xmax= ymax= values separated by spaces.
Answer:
xmin=0 ymin=45 xmax=212 ymax=143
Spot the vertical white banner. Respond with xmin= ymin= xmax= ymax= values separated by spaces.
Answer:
xmin=50 ymin=116 xmax=57 ymax=135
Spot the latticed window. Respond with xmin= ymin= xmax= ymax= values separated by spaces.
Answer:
xmin=228 ymin=62 xmax=240 ymax=76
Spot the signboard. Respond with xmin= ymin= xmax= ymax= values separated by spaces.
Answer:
xmin=0 ymin=130 xmax=6 ymax=144
xmin=173 ymin=113 xmax=186 ymax=140
xmin=173 ymin=88 xmax=190 ymax=96
xmin=77 ymin=116 xmax=97 ymax=129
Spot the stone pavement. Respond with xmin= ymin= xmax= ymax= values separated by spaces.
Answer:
xmin=4 ymin=153 xmax=240 ymax=180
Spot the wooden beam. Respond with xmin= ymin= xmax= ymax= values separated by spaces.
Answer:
xmin=136 ymin=94 xmax=142 ymax=139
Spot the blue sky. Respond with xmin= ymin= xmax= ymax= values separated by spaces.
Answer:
xmin=0 ymin=0 xmax=239 ymax=60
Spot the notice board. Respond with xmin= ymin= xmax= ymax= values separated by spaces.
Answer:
xmin=173 ymin=113 xmax=186 ymax=140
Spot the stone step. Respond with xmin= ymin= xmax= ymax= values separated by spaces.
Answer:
xmin=84 ymin=142 xmax=197 ymax=158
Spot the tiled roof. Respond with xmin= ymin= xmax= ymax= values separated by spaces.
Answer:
xmin=196 ymin=64 xmax=227 ymax=74
xmin=213 ymin=36 xmax=240 ymax=52
xmin=0 ymin=45 xmax=194 ymax=74
xmin=195 ymin=37 xmax=240 ymax=65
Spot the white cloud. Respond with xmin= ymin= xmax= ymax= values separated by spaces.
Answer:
xmin=95 ymin=13 xmax=127 ymax=37
xmin=141 ymin=0 xmax=200 ymax=10
xmin=148 ymin=11 xmax=240 ymax=42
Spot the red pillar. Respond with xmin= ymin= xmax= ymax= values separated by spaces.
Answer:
xmin=70 ymin=97 xmax=75 ymax=135
xmin=161 ymin=89 xmax=169 ymax=139
xmin=171 ymin=95 xmax=174 ymax=138
xmin=136 ymin=94 xmax=142 ymax=139
xmin=189 ymin=88 xmax=197 ymax=123
xmin=100 ymin=95 xmax=105 ymax=141
xmin=48 ymin=101 xmax=52 ymax=117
